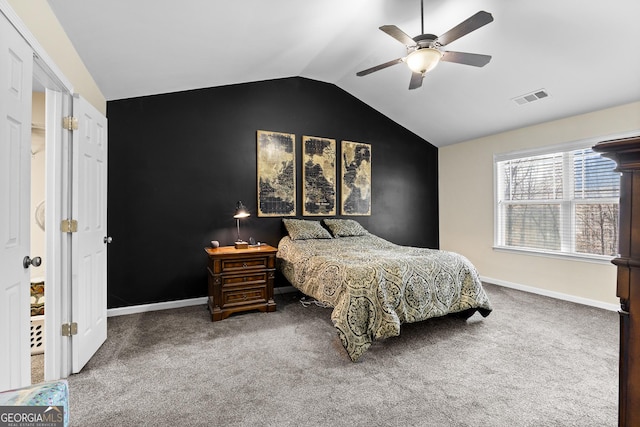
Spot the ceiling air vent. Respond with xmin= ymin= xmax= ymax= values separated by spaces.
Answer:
xmin=512 ymin=89 xmax=550 ymax=106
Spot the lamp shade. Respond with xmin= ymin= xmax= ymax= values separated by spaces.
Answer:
xmin=233 ymin=201 xmax=250 ymax=219
xmin=406 ymin=48 xmax=443 ymax=74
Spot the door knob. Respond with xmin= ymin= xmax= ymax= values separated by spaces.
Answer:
xmin=23 ymin=256 xmax=42 ymax=269
xmin=104 ymin=236 xmax=113 ymax=244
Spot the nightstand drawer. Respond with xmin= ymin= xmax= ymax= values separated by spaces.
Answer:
xmin=222 ymin=272 xmax=267 ymax=287
xmin=222 ymin=285 xmax=267 ymax=307
xmin=220 ymin=256 xmax=270 ymax=273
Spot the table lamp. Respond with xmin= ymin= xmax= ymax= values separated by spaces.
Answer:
xmin=233 ymin=201 xmax=250 ymax=249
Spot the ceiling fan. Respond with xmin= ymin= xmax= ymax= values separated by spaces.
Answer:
xmin=356 ymin=0 xmax=494 ymax=90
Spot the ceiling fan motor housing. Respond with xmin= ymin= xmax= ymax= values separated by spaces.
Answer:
xmin=412 ymin=33 xmax=439 ymax=47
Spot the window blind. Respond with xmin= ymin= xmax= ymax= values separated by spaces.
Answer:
xmin=496 ymin=147 xmax=619 ymax=257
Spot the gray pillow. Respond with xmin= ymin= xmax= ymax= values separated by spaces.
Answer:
xmin=283 ymin=219 xmax=332 ymax=240
xmin=322 ymin=219 xmax=367 ymax=237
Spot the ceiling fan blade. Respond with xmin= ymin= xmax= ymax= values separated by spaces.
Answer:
xmin=437 ymin=11 xmax=493 ymax=46
xmin=408 ymin=72 xmax=424 ymax=90
xmin=379 ymin=25 xmax=417 ymax=47
xmin=356 ymin=58 xmax=404 ymax=77
xmin=441 ymin=51 xmax=492 ymax=67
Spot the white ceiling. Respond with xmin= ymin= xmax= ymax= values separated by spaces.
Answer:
xmin=47 ymin=0 xmax=640 ymax=147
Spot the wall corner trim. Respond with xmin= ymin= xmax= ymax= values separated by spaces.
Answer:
xmin=481 ymin=276 xmax=619 ymax=312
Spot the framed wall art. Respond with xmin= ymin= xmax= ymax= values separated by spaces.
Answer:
xmin=341 ymin=140 xmax=371 ymax=216
xmin=302 ymin=136 xmax=336 ymax=216
xmin=257 ymin=130 xmax=296 ymax=217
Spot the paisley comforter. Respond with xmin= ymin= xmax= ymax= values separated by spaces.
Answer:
xmin=277 ymin=233 xmax=492 ymax=361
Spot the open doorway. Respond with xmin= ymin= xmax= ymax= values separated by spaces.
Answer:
xmin=29 ymin=56 xmax=74 ymax=384
xmin=30 ymin=90 xmax=46 ymax=383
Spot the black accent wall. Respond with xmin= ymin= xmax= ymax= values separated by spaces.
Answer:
xmin=107 ymin=77 xmax=438 ymax=308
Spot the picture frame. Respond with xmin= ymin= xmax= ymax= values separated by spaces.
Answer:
xmin=341 ymin=140 xmax=371 ymax=216
xmin=302 ymin=136 xmax=336 ymax=216
xmin=256 ymin=130 xmax=296 ymax=217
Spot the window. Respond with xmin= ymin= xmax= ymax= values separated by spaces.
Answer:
xmin=495 ymin=144 xmax=620 ymax=259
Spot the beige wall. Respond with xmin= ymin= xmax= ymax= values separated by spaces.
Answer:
xmin=7 ymin=0 xmax=105 ymax=114
xmin=439 ymin=101 xmax=640 ymax=306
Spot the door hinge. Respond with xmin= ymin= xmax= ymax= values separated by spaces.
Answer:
xmin=61 ymin=322 xmax=78 ymax=337
xmin=60 ymin=219 xmax=78 ymax=233
xmin=63 ymin=116 xmax=78 ymax=131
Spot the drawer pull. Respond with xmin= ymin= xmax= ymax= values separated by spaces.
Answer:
xmin=242 ymin=263 xmax=248 ymax=268
xmin=243 ymin=293 xmax=248 ymax=300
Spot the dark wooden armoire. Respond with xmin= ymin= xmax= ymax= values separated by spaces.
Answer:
xmin=593 ymin=135 xmax=640 ymax=427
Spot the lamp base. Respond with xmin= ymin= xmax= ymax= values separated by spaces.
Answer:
xmin=234 ymin=241 xmax=249 ymax=249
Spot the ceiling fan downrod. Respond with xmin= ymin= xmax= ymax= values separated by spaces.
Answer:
xmin=420 ymin=0 xmax=424 ymax=35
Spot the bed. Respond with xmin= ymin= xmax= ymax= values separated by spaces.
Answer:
xmin=276 ymin=218 xmax=492 ymax=361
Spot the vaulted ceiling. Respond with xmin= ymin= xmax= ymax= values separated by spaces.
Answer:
xmin=47 ymin=0 xmax=640 ymax=147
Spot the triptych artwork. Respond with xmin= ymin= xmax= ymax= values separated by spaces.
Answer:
xmin=256 ymin=130 xmax=371 ymax=217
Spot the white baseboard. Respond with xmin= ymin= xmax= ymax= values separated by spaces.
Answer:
xmin=107 ymin=286 xmax=299 ymax=317
xmin=107 ymin=280 xmax=617 ymax=317
xmin=107 ymin=297 xmax=208 ymax=317
xmin=481 ymin=276 xmax=620 ymax=312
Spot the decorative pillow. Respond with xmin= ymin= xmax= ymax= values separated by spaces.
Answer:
xmin=283 ymin=219 xmax=332 ymax=240
xmin=323 ymin=219 xmax=368 ymax=237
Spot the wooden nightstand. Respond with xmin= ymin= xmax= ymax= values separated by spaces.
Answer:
xmin=204 ymin=244 xmax=278 ymax=321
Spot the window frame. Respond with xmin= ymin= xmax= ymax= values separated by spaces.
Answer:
xmin=492 ymin=135 xmax=628 ymax=264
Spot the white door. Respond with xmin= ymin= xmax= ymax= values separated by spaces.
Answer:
xmin=70 ymin=95 xmax=108 ymax=373
xmin=0 ymin=10 xmax=34 ymax=391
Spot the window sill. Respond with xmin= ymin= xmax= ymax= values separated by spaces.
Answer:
xmin=492 ymin=245 xmax=616 ymax=265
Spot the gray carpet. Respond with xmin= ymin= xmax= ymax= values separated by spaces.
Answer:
xmin=31 ymin=353 xmax=44 ymax=384
xmin=67 ymin=284 xmax=618 ymax=426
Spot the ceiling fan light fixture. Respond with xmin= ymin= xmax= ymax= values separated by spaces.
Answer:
xmin=406 ymin=48 xmax=443 ymax=74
